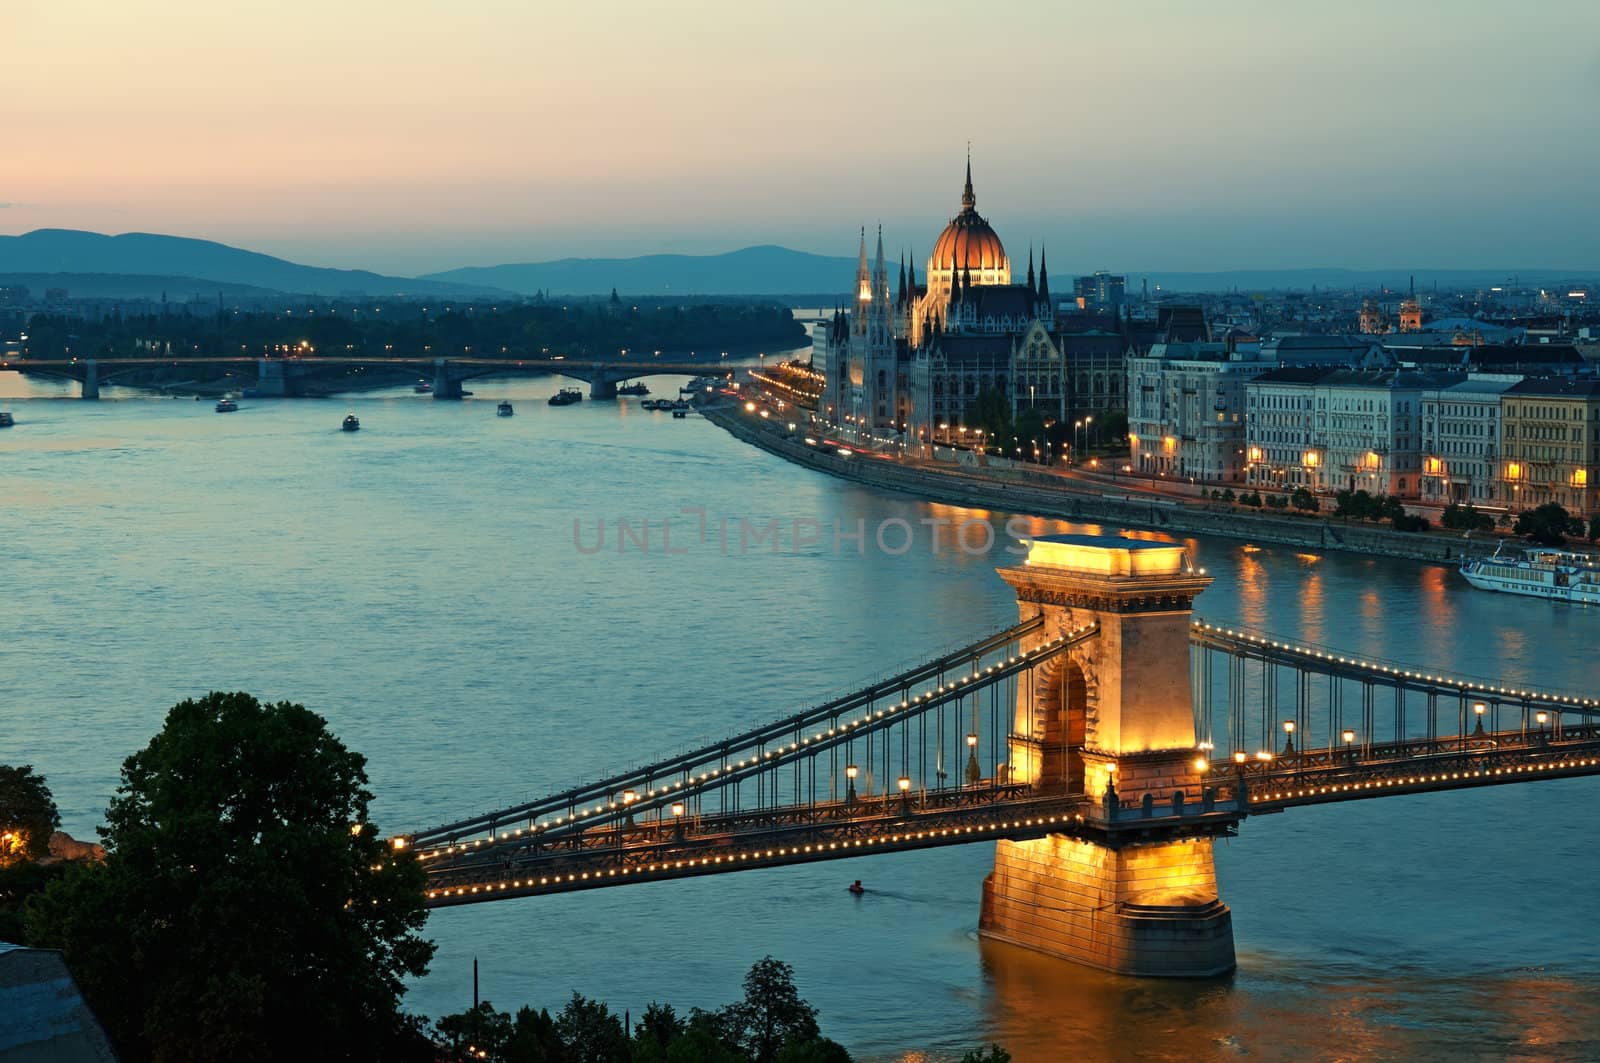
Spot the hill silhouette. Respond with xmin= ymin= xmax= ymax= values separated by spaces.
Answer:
xmin=0 ymin=230 xmax=507 ymax=298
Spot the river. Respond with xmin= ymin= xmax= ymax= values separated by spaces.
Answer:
xmin=3 ymin=367 xmax=1597 ymax=1062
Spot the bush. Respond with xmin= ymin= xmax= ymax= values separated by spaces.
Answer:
xmin=1290 ymin=487 xmax=1319 ymax=513
xmin=1441 ymin=502 xmax=1495 ymax=532
xmin=1392 ymin=512 xmax=1430 ymax=533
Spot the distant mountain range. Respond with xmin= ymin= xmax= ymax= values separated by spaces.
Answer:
xmin=421 ymin=245 xmax=858 ymax=296
xmin=0 ymin=230 xmax=506 ymax=298
xmin=0 ymin=229 xmax=1589 ymax=300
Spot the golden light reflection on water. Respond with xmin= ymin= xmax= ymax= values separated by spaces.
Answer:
xmin=1236 ymin=547 xmax=1268 ymax=631
xmin=973 ymin=936 xmax=1600 ymax=1063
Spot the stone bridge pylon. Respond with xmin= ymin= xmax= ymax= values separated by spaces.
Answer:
xmin=980 ymin=533 xmax=1234 ymax=977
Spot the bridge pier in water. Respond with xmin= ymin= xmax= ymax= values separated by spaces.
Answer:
xmin=432 ymin=358 xmax=463 ymax=400
xmin=588 ymin=364 xmax=618 ymax=400
xmin=980 ymin=535 xmax=1235 ymax=978
xmin=257 ymin=359 xmax=292 ymax=397
xmin=81 ymin=359 xmax=99 ymax=400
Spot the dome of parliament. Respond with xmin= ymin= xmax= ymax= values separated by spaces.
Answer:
xmin=929 ymin=160 xmax=1008 ymax=274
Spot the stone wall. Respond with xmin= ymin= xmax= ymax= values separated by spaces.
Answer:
xmin=980 ymin=834 xmax=1235 ymax=977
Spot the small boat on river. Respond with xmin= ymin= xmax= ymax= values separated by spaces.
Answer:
xmin=548 ymin=388 xmax=583 ymax=406
xmin=341 ymin=414 xmax=361 ymax=432
xmin=497 ymin=401 xmax=514 ymax=417
xmin=215 ymin=397 xmax=239 ymax=413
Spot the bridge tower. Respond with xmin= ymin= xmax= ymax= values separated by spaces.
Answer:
xmin=980 ymin=533 xmax=1234 ymax=977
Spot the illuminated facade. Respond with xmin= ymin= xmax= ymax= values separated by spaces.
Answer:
xmin=981 ymin=534 xmax=1235 ymax=977
xmin=1499 ymin=377 xmax=1600 ymax=515
xmin=821 ymin=154 xmax=1098 ymax=443
xmin=1245 ymin=367 xmax=1460 ymax=497
xmin=1419 ymin=377 xmax=1518 ymax=506
xmin=1126 ymin=341 xmax=1261 ymax=483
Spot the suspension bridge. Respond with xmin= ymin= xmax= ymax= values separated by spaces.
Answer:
xmin=396 ymin=533 xmax=1600 ymax=977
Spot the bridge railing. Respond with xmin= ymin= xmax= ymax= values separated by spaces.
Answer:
xmin=1189 ymin=620 xmax=1599 ymax=771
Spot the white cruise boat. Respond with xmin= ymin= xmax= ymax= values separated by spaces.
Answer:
xmin=1460 ymin=544 xmax=1600 ymax=605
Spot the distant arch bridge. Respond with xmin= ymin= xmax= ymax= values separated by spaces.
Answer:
xmin=0 ymin=355 xmax=746 ymax=399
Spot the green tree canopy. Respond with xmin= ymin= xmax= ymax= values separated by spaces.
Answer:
xmin=0 ymin=764 xmax=59 ymax=868
xmin=1514 ymin=502 xmax=1578 ymax=546
xmin=727 ymin=956 xmax=821 ymax=1063
xmin=26 ymin=692 xmax=434 ymax=1062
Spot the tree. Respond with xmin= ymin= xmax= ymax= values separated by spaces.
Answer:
xmin=506 ymin=1006 xmax=565 ymax=1063
xmin=959 ymin=1047 xmax=1012 ymax=1063
xmin=775 ymin=1037 xmax=854 ymax=1063
xmin=554 ymin=992 xmax=629 ymax=1063
xmin=437 ymin=1002 xmax=514 ymax=1061
xmin=1442 ymin=503 xmax=1494 ymax=532
xmin=25 ymin=692 xmax=434 ymax=1062
xmin=727 ymin=956 xmax=821 ymax=1063
xmin=634 ymin=1001 xmax=686 ymax=1055
xmin=967 ymin=388 xmax=1011 ymax=453
xmin=1590 ymin=513 xmax=1600 ymax=543
xmin=1514 ymin=502 xmax=1575 ymax=546
xmin=1290 ymin=487 xmax=1319 ymax=513
xmin=0 ymin=764 xmax=59 ymax=868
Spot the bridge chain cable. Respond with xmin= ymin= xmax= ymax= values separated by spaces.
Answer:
xmin=412 ymin=623 xmax=1100 ymax=871
xmin=402 ymin=617 xmax=1049 ymax=849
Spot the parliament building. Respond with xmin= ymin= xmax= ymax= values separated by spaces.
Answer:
xmin=819 ymin=157 xmax=1125 ymax=445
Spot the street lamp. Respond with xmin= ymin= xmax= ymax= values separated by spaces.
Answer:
xmin=897 ymin=774 xmax=912 ymax=813
xmin=1342 ymin=729 xmax=1356 ymax=762
xmin=845 ymin=764 xmax=858 ymax=804
xmin=1472 ymin=701 xmax=1487 ymax=737
xmin=965 ymin=733 xmax=981 ymax=785
xmin=1282 ymin=720 xmax=1296 ymax=756
xmin=1536 ymin=710 xmax=1549 ymax=742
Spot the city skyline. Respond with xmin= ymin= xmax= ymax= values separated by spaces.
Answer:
xmin=8 ymin=0 xmax=1600 ymax=275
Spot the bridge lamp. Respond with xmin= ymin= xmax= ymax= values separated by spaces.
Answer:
xmin=1536 ymin=710 xmax=1549 ymax=729
xmin=845 ymin=764 xmax=858 ymax=804
xmin=1255 ymin=751 xmax=1273 ymax=763
xmin=897 ymin=775 xmax=912 ymax=792
xmin=1342 ymin=730 xmax=1357 ymax=760
xmin=1472 ymin=701 xmax=1487 ymax=736
xmin=622 ymin=789 xmax=637 ymax=805
xmin=897 ymin=774 xmax=912 ymax=811
xmin=391 ymin=837 xmax=408 ymax=851
xmin=1192 ymin=758 xmax=1209 ymax=773
xmin=670 ymin=802 xmax=685 ymax=818
xmin=1282 ymin=720 xmax=1296 ymax=756
xmin=1232 ymin=751 xmax=1247 ymax=765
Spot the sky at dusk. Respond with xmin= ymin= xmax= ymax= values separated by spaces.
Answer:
xmin=7 ymin=0 xmax=1599 ymax=276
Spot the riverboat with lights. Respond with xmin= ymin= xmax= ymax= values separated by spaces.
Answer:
xmin=1460 ymin=544 xmax=1600 ymax=604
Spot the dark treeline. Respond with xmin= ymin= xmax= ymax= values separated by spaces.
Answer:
xmin=22 ymin=298 xmax=807 ymax=361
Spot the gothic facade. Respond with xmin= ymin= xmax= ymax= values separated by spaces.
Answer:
xmin=820 ymin=157 xmax=1127 ymax=445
